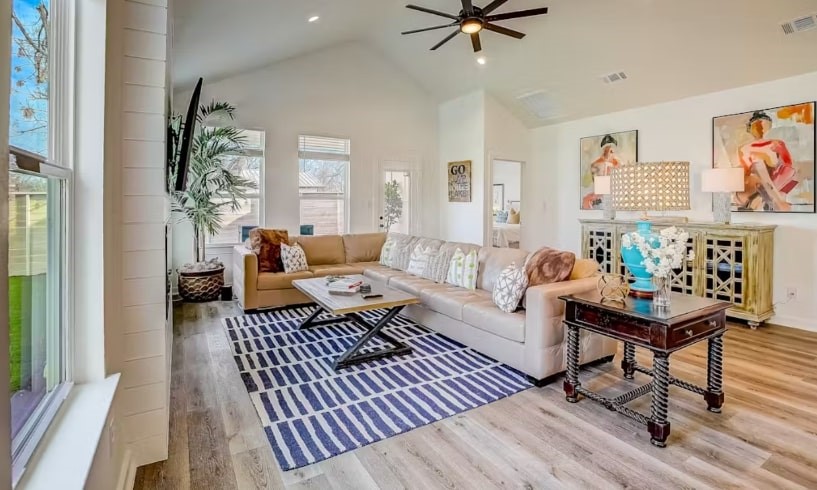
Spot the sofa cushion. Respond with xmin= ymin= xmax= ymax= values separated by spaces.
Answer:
xmin=249 ymin=228 xmax=289 ymax=273
xmin=570 ymin=258 xmax=600 ymax=280
xmin=307 ymin=264 xmax=364 ymax=277
xmin=477 ymin=247 xmax=530 ymax=293
xmin=363 ymin=266 xmax=405 ymax=284
xmin=257 ymin=271 xmax=314 ymax=290
xmin=389 ymin=275 xmax=439 ymax=297
xmin=293 ymin=235 xmax=346 ymax=265
xmin=420 ymin=287 xmax=490 ymax=321
xmin=462 ymin=300 xmax=526 ymax=343
xmin=525 ymin=247 xmax=576 ymax=287
xmin=343 ymin=232 xmax=387 ymax=263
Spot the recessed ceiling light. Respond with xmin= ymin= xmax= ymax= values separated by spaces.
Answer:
xmin=476 ymin=57 xmax=486 ymax=65
xmin=308 ymin=15 xmax=320 ymax=23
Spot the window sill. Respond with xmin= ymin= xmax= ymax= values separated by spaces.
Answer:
xmin=16 ymin=374 xmax=120 ymax=489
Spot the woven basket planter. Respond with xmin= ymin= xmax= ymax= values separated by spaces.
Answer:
xmin=178 ymin=266 xmax=225 ymax=303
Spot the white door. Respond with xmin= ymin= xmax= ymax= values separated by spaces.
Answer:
xmin=378 ymin=159 xmax=419 ymax=235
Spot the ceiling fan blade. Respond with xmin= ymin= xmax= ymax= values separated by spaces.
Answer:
xmin=481 ymin=0 xmax=508 ymax=14
xmin=471 ymin=32 xmax=482 ymax=52
xmin=483 ymin=23 xmax=525 ymax=39
xmin=406 ymin=4 xmax=460 ymax=21
xmin=461 ymin=0 xmax=473 ymax=14
xmin=431 ymin=30 xmax=460 ymax=50
xmin=486 ymin=7 xmax=549 ymax=22
xmin=402 ymin=22 xmax=459 ymax=35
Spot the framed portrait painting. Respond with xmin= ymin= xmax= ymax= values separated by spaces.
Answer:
xmin=579 ymin=130 xmax=638 ymax=210
xmin=448 ymin=160 xmax=472 ymax=202
xmin=713 ymin=101 xmax=815 ymax=213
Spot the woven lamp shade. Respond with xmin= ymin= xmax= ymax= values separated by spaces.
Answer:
xmin=611 ymin=161 xmax=691 ymax=211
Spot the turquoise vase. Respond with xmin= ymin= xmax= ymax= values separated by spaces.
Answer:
xmin=620 ymin=220 xmax=658 ymax=295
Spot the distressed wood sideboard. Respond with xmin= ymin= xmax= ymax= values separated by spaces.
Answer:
xmin=579 ymin=219 xmax=776 ymax=327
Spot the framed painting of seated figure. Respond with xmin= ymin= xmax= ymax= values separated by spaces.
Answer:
xmin=713 ymin=101 xmax=815 ymax=214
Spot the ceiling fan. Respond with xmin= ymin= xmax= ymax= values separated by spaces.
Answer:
xmin=401 ymin=0 xmax=549 ymax=53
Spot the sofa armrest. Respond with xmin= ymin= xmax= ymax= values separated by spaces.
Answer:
xmin=233 ymin=245 xmax=259 ymax=311
xmin=524 ymin=276 xmax=598 ymax=349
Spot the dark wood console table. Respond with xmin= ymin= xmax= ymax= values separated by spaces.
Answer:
xmin=560 ymin=291 xmax=731 ymax=447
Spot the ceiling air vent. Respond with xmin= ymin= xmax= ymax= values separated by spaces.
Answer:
xmin=781 ymin=14 xmax=817 ymax=35
xmin=516 ymin=90 xmax=560 ymax=120
xmin=602 ymin=71 xmax=628 ymax=84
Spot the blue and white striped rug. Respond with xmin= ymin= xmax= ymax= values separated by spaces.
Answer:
xmin=223 ymin=306 xmax=532 ymax=471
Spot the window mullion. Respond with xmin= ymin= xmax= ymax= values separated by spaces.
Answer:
xmin=49 ymin=0 xmax=75 ymax=167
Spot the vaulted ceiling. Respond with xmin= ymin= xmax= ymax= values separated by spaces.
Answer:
xmin=172 ymin=0 xmax=817 ymax=126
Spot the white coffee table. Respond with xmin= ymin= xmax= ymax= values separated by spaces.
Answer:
xmin=292 ymin=275 xmax=420 ymax=370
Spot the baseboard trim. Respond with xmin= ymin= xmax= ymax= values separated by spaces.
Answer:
xmin=116 ymin=449 xmax=137 ymax=490
xmin=769 ymin=314 xmax=817 ymax=333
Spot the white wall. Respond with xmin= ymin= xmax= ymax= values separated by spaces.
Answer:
xmin=493 ymin=160 xmax=521 ymax=209
xmin=438 ymin=92 xmax=530 ymax=245
xmin=528 ymin=70 xmax=817 ymax=331
xmin=172 ymin=42 xmax=439 ymax=271
xmin=439 ymin=91 xmax=485 ymax=244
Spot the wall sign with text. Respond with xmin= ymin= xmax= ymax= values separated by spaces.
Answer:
xmin=448 ymin=160 xmax=472 ymax=202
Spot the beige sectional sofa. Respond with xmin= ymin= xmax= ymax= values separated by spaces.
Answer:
xmin=233 ymin=231 xmax=617 ymax=383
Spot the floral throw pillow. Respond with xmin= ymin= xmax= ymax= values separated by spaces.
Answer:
xmin=281 ymin=243 xmax=308 ymax=273
xmin=446 ymin=248 xmax=478 ymax=290
xmin=493 ymin=262 xmax=528 ymax=313
xmin=249 ymin=228 xmax=289 ymax=273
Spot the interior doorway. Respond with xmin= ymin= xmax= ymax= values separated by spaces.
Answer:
xmin=491 ymin=159 xmax=523 ymax=248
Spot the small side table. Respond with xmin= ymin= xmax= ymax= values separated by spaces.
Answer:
xmin=560 ymin=291 xmax=731 ymax=447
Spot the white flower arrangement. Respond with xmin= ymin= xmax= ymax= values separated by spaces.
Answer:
xmin=621 ymin=226 xmax=694 ymax=278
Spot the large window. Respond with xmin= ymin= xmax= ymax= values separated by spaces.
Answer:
xmin=8 ymin=0 xmax=73 ymax=481
xmin=206 ymin=129 xmax=264 ymax=245
xmin=298 ymin=135 xmax=350 ymax=235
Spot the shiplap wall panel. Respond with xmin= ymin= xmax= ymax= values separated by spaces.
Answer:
xmin=123 ymin=250 xmax=165 ymax=279
xmin=123 ymin=57 xmax=166 ymax=87
xmin=123 ymin=84 xmax=165 ymax=114
xmin=123 ymin=330 xmax=166 ymax=360
xmin=123 ymin=29 xmax=166 ymax=60
xmin=124 ymin=1 xmax=167 ymax=34
xmin=122 ymin=139 xmax=164 ymax=167
xmin=122 ymin=303 xmax=166 ymax=334
xmin=122 ymin=168 xmax=164 ymax=196
xmin=122 ymin=223 xmax=166 ymax=251
xmin=120 ymin=356 xmax=165 ymax=388
xmin=119 ymin=382 xmax=166 ymax=417
xmin=118 ymin=0 xmax=170 ymax=467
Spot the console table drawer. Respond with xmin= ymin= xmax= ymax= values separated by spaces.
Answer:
xmin=574 ymin=305 xmax=652 ymax=344
xmin=669 ymin=315 xmax=723 ymax=347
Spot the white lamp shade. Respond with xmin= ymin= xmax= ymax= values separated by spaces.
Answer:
xmin=594 ymin=175 xmax=611 ymax=195
xmin=702 ymin=167 xmax=744 ymax=193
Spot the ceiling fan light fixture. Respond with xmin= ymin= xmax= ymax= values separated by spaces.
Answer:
xmin=460 ymin=18 xmax=484 ymax=34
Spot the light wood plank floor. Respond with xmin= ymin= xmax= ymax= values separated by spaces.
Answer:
xmin=134 ymin=302 xmax=817 ymax=489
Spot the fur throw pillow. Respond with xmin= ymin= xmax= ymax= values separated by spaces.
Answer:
xmin=249 ymin=228 xmax=289 ymax=273
xmin=525 ymin=247 xmax=576 ymax=287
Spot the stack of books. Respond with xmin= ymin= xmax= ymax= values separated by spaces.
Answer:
xmin=327 ymin=278 xmax=363 ymax=296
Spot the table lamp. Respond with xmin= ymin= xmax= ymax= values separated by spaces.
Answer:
xmin=594 ymin=175 xmax=615 ymax=220
xmin=611 ymin=161 xmax=690 ymax=296
xmin=702 ymin=167 xmax=744 ymax=224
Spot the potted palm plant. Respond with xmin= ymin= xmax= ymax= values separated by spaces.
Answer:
xmin=168 ymin=99 xmax=257 ymax=302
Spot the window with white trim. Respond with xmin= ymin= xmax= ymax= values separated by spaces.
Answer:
xmin=8 ymin=0 xmax=74 ymax=482
xmin=206 ymin=128 xmax=265 ymax=245
xmin=298 ymin=135 xmax=350 ymax=235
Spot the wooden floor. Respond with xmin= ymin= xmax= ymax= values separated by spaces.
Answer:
xmin=134 ymin=302 xmax=817 ymax=489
